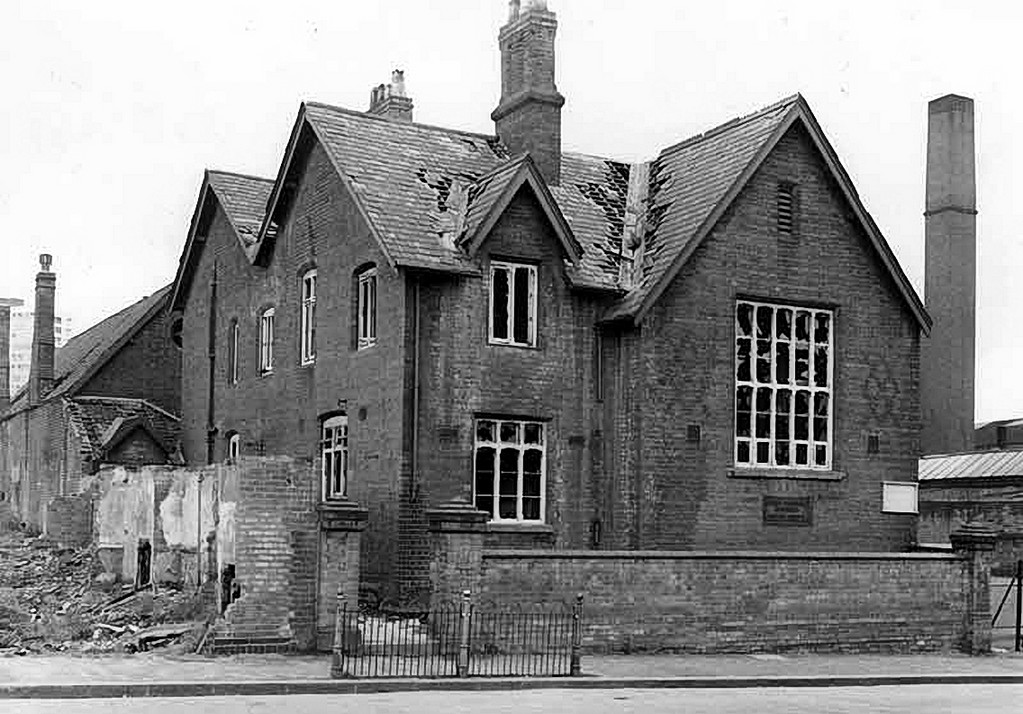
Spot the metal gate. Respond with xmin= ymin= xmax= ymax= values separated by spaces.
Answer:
xmin=329 ymin=591 xmax=584 ymax=678
xmin=991 ymin=559 xmax=1022 ymax=652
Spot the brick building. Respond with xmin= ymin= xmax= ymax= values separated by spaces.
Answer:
xmin=0 ymin=257 xmax=181 ymax=530
xmin=171 ymin=0 xmax=931 ymax=606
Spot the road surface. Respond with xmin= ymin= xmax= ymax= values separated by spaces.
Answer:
xmin=8 ymin=686 xmax=1023 ymax=713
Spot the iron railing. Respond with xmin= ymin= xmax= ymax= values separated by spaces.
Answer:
xmin=331 ymin=590 xmax=583 ymax=678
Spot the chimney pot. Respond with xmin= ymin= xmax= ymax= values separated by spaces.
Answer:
xmin=368 ymin=71 xmax=413 ymax=122
xmin=40 ymin=254 xmax=52 ymax=272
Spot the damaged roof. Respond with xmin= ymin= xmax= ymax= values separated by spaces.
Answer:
xmin=65 ymin=395 xmax=181 ymax=461
xmin=176 ymin=93 xmax=928 ymax=330
xmin=207 ymin=170 xmax=274 ymax=251
xmin=919 ymin=450 xmax=1023 ymax=482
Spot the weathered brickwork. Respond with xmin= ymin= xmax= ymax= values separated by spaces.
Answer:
xmin=44 ymin=495 xmax=92 ymax=546
xmin=77 ymin=308 xmax=181 ymax=414
xmin=480 ymin=550 xmax=972 ymax=654
xmin=613 ymin=124 xmax=920 ymax=552
xmin=217 ymin=457 xmax=318 ymax=649
xmin=179 ymin=140 xmax=405 ymax=597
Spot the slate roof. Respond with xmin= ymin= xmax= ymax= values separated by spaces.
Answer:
xmin=919 ymin=450 xmax=1023 ymax=482
xmin=207 ymin=171 xmax=274 ymax=250
xmin=181 ymin=93 xmax=926 ymax=328
xmin=608 ymin=96 xmax=797 ymax=318
xmin=65 ymin=396 xmax=181 ymax=459
xmin=26 ymin=286 xmax=173 ymax=404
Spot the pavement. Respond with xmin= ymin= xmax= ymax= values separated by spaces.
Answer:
xmin=4 ymin=650 xmax=1023 ymax=698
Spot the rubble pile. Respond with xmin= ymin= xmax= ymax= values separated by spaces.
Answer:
xmin=0 ymin=532 xmax=208 ymax=655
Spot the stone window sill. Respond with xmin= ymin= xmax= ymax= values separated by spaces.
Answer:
xmin=728 ymin=467 xmax=845 ymax=482
xmin=487 ymin=522 xmax=554 ymax=534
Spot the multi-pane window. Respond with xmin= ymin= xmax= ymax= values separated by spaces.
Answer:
xmin=228 ymin=320 xmax=239 ymax=384
xmin=301 ymin=270 xmax=317 ymax=364
xmin=357 ymin=269 xmax=377 ymax=349
xmin=259 ymin=308 xmax=275 ymax=374
xmin=473 ymin=419 xmax=545 ymax=522
xmin=322 ymin=415 xmax=349 ymax=499
xmin=489 ymin=261 xmax=537 ymax=347
xmin=735 ymin=300 xmax=833 ymax=469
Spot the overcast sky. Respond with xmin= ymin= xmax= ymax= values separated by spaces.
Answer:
xmin=1 ymin=1 xmax=1020 ymax=423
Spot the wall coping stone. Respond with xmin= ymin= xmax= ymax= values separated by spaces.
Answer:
xmin=482 ymin=549 xmax=966 ymax=561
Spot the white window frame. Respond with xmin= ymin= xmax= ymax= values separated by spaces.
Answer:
xmin=357 ymin=269 xmax=377 ymax=350
xmin=882 ymin=482 xmax=918 ymax=514
xmin=322 ymin=415 xmax=349 ymax=500
xmin=488 ymin=261 xmax=537 ymax=347
xmin=229 ymin=320 xmax=239 ymax=384
xmin=734 ymin=300 xmax=834 ymax=470
xmin=301 ymin=270 xmax=317 ymax=364
xmin=227 ymin=433 xmax=241 ymax=463
xmin=259 ymin=307 xmax=275 ymax=374
xmin=472 ymin=418 xmax=546 ymax=523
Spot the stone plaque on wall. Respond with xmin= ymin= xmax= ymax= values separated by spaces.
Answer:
xmin=762 ymin=496 xmax=813 ymax=526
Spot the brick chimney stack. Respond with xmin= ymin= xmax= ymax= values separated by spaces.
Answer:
xmin=0 ymin=298 xmax=20 ymax=414
xmin=921 ymin=95 xmax=977 ymax=455
xmin=368 ymin=69 xmax=414 ymax=122
xmin=492 ymin=0 xmax=565 ymax=185
xmin=29 ymin=254 xmax=56 ymax=405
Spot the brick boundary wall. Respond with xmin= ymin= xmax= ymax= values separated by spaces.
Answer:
xmin=477 ymin=546 xmax=989 ymax=655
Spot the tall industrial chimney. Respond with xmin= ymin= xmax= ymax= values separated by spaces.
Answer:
xmin=29 ymin=254 xmax=56 ymax=405
xmin=920 ymin=95 xmax=976 ymax=455
xmin=0 ymin=298 xmax=20 ymax=413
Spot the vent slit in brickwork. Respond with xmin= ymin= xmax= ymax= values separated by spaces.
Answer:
xmin=777 ymin=182 xmax=795 ymax=234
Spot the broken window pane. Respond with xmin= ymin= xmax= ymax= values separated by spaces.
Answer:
xmin=736 ymin=386 xmax=752 ymax=438
xmin=524 ymin=423 xmax=543 ymax=445
xmin=796 ymin=311 xmax=811 ymax=342
xmin=756 ymin=387 xmax=772 ymax=438
xmin=814 ymin=346 xmax=829 ymax=387
xmin=756 ymin=305 xmax=773 ymax=339
xmin=776 ymin=309 xmax=792 ymax=340
xmin=815 ymin=313 xmax=830 ymax=344
xmin=737 ymin=339 xmax=752 ymax=381
xmin=737 ymin=303 xmax=753 ymax=336
xmin=477 ymin=420 xmax=495 ymax=443
xmin=513 ymin=267 xmax=531 ymax=344
xmin=500 ymin=422 xmax=520 ymax=443
xmin=776 ymin=342 xmax=790 ymax=384
xmin=756 ymin=340 xmax=772 ymax=383
xmin=795 ymin=346 xmax=810 ymax=385
xmin=814 ymin=393 xmax=829 ymax=441
xmin=523 ymin=449 xmax=543 ymax=518
xmin=795 ymin=390 xmax=810 ymax=440
xmin=756 ymin=441 xmax=770 ymax=464
xmin=815 ymin=445 xmax=828 ymax=467
xmin=492 ymin=267 xmax=509 ymax=340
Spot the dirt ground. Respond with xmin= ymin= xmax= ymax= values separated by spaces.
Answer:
xmin=0 ymin=531 xmax=209 ymax=655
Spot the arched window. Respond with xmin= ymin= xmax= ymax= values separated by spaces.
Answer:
xmin=227 ymin=432 xmax=241 ymax=463
xmin=321 ymin=414 xmax=349 ymax=499
xmin=300 ymin=270 xmax=317 ymax=364
xmin=259 ymin=307 xmax=275 ymax=374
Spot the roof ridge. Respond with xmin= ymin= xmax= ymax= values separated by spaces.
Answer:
xmin=561 ymin=150 xmax=633 ymax=165
xmin=138 ymin=399 xmax=181 ymax=422
xmin=59 ymin=285 xmax=172 ymax=354
xmin=470 ymin=153 xmax=530 ymax=184
xmin=304 ymin=101 xmax=501 ymax=143
xmin=658 ymin=93 xmax=801 ymax=158
xmin=207 ymin=169 xmax=275 ymax=184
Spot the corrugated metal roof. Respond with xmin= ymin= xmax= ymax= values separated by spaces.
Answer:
xmin=918 ymin=449 xmax=1023 ymax=481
